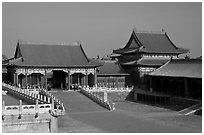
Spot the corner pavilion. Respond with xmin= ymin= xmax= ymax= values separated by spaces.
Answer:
xmin=6 ymin=41 xmax=102 ymax=89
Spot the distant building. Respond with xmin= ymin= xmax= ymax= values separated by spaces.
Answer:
xmin=96 ymin=59 xmax=131 ymax=88
xmin=5 ymin=41 xmax=102 ymax=89
xmin=110 ymin=28 xmax=188 ymax=87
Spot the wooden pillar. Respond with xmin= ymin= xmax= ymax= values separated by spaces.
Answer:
xmin=37 ymin=74 xmax=39 ymax=86
xmin=83 ymin=76 xmax=86 ymax=87
xmin=94 ymin=68 xmax=97 ymax=87
xmin=161 ymin=79 xmax=164 ymax=93
xmin=25 ymin=69 xmax=28 ymax=88
xmin=15 ymin=72 xmax=19 ymax=86
xmin=149 ymin=77 xmax=153 ymax=92
xmin=184 ymin=78 xmax=188 ymax=98
xmin=30 ymin=74 xmax=32 ymax=87
xmin=105 ymin=77 xmax=107 ymax=87
xmin=13 ymin=72 xmax=15 ymax=85
xmin=68 ymin=70 xmax=71 ymax=90
xmin=78 ymin=74 xmax=80 ymax=85
xmin=44 ymin=69 xmax=47 ymax=90
xmin=85 ymin=70 xmax=88 ymax=87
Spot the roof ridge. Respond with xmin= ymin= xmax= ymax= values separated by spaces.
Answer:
xmin=19 ymin=41 xmax=81 ymax=46
xmin=133 ymin=28 xmax=165 ymax=34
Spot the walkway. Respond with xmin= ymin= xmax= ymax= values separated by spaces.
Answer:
xmin=51 ymin=90 xmax=201 ymax=133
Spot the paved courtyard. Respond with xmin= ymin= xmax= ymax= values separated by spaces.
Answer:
xmin=51 ymin=90 xmax=202 ymax=133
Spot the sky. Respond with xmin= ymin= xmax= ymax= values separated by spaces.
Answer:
xmin=2 ymin=2 xmax=202 ymax=59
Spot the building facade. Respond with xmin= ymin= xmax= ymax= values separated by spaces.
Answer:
xmin=5 ymin=41 xmax=102 ymax=90
xmin=96 ymin=59 xmax=131 ymax=88
xmin=149 ymin=59 xmax=202 ymax=100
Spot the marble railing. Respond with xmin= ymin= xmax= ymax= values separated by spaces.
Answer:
xmin=80 ymin=88 xmax=115 ymax=111
xmin=2 ymin=83 xmax=65 ymax=116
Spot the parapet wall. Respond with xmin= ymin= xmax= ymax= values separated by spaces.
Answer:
xmin=2 ymin=113 xmax=57 ymax=133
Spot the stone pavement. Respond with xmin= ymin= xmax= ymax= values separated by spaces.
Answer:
xmin=51 ymin=90 xmax=202 ymax=133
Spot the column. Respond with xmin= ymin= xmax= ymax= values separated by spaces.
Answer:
xmin=44 ymin=69 xmax=47 ymax=90
xmin=25 ymin=68 xmax=28 ymax=88
xmin=70 ymin=75 xmax=72 ymax=85
xmin=149 ymin=77 xmax=153 ymax=92
xmin=85 ymin=70 xmax=88 ymax=87
xmin=68 ymin=70 xmax=71 ymax=90
xmin=83 ymin=76 xmax=86 ymax=87
xmin=16 ymin=73 xmax=18 ymax=86
xmin=94 ymin=68 xmax=97 ymax=87
xmin=161 ymin=79 xmax=164 ymax=93
xmin=184 ymin=78 xmax=188 ymax=98
xmin=37 ymin=74 xmax=39 ymax=86
xmin=30 ymin=74 xmax=32 ymax=87
xmin=105 ymin=77 xmax=107 ymax=87
xmin=13 ymin=72 xmax=15 ymax=85
xmin=78 ymin=74 xmax=80 ymax=85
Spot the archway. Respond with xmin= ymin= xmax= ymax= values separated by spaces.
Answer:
xmin=52 ymin=70 xmax=66 ymax=88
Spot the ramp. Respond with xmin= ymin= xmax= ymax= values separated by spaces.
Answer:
xmin=179 ymin=103 xmax=202 ymax=115
xmin=50 ymin=91 xmax=107 ymax=113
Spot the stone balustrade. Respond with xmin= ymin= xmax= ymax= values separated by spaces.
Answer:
xmin=80 ymin=88 xmax=114 ymax=111
xmin=2 ymin=83 xmax=65 ymax=116
xmin=85 ymin=86 xmax=133 ymax=92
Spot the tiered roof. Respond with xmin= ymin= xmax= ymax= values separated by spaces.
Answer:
xmin=113 ymin=29 xmax=188 ymax=54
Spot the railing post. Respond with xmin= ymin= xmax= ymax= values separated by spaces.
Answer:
xmin=44 ymin=96 xmax=46 ymax=102
xmin=19 ymin=100 xmax=22 ymax=119
xmin=104 ymin=91 xmax=107 ymax=102
xmin=35 ymin=99 xmax=39 ymax=118
xmin=48 ymin=97 xmax=50 ymax=103
xmin=2 ymin=100 xmax=5 ymax=116
xmin=51 ymin=99 xmax=55 ymax=110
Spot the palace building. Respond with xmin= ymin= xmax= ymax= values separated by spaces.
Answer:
xmin=96 ymin=59 xmax=131 ymax=88
xmin=149 ymin=58 xmax=202 ymax=100
xmin=5 ymin=41 xmax=102 ymax=89
xmin=109 ymin=28 xmax=188 ymax=87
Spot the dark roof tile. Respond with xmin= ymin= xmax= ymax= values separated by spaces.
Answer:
xmin=10 ymin=42 xmax=101 ymax=67
xmin=149 ymin=59 xmax=202 ymax=78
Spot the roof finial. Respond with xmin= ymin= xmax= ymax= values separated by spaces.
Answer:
xmin=17 ymin=39 xmax=22 ymax=45
xmin=162 ymin=28 xmax=166 ymax=33
xmin=133 ymin=27 xmax=137 ymax=32
xmin=76 ymin=40 xmax=81 ymax=45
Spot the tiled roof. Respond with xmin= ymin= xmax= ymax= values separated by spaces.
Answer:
xmin=98 ymin=61 xmax=129 ymax=75
xmin=149 ymin=59 xmax=202 ymax=78
xmin=119 ymin=58 xmax=169 ymax=66
xmin=134 ymin=30 xmax=183 ymax=53
xmin=137 ymin=58 xmax=169 ymax=66
xmin=9 ymin=42 xmax=101 ymax=68
xmin=113 ymin=29 xmax=187 ymax=54
xmin=113 ymin=48 xmax=140 ymax=54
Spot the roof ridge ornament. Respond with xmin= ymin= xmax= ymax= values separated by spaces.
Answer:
xmin=18 ymin=41 xmax=81 ymax=46
xmin=133 ymin=28 xmax=165 ymax=34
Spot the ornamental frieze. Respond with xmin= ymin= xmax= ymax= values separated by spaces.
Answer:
xmin=16 ymin=68 xmax=96 ymax=75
